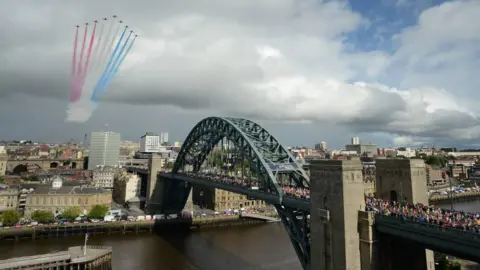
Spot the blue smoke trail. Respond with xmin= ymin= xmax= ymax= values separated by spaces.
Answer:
xmin=104 ymin=36 xmax=137 ymax=86
xmin=91 ymin=26 xmax=128 ymax=101
xmin=97 ymin=31 xmax=133 ymax=95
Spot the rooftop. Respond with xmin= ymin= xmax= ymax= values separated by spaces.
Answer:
xmin=28 ymin=185 xmax=109 ymax=195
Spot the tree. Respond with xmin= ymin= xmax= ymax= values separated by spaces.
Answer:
xmin=435 ymin=253 xmax=462 ymax=270
xmin=166 ymin=162 xmax=173 ymax=169
xmin=27 ymin=175 xmax=39 ymax=182
xmin=88 ymin=204 xmax=109 ymax=219
xmin=1 ymin=210 xmax=20 ymax=226
xmin=0 ymin=175 xmax=4 ymax=183
xmin=62 ymin=206 xmax=81 ymax=220
xmin=31 ymin=210 xmax=54 ymax=223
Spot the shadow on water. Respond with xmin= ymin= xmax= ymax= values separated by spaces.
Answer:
xmin=154 ymin=222 xmax=258 ymax=270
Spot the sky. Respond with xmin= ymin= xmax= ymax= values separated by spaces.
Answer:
xmin=0 ymin=0 xmax=479 ymax=149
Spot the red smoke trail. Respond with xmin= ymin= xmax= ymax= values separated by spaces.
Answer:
xmin=73 ymin=25 xmax=89 ymax=102
xmin=69 ymin=27 xmax=79 ymax=102
xmin=74 ymin=23 xmax=97 ymax=102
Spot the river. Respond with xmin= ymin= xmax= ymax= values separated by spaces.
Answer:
xmin=0 ymin=201 xmax=478 ymax=270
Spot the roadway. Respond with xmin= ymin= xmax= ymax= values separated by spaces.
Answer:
xmin=160 ymin=173 xmax=310 ymax=211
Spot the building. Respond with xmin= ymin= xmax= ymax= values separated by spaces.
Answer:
xmin=0 ymin=185 xmax=19 ymax=212
xmin=345 ymin=143 xmax=378 ymax=156
xmin=0 ymin=146 xmax=6 ymax=176
xmin=88 ymin=131 xmax=121 ymax=170
xmin=425 ymin=165 xmax=447 ymax=185
xmin=140 ymin=132 xmax=161 ymax=153
xmin=160 ymin=132 xmax=169 ymax=144
xmin=192 ymin=185 xmax=266 ymax=212
xmin=351 ymin=136 xmax=360 ymax=145
xmin=113 ymin=172 xmax=142 ymax=207
xmin=24 ymin=177 xmax=111 ymax=217
xmin=92 ymin=166 xmax=117 ymax=189
xmin=314 ymin=142 xmax=327 ymax=151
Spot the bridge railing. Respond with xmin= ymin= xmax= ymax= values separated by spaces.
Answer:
xmin=374 ymin=213 xmax=480 ymax=240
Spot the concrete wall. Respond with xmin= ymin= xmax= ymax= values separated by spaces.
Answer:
xmin=310 ymin=160 xmax=365 ymax=270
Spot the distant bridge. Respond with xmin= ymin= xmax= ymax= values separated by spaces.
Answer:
xmin=7 ymin=159 xmax=84 ymax=173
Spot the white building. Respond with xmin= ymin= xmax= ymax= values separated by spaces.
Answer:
xmin=113 ymin=172 xmax=142 ymax=205
xmin=140 ymin=132 xmax=161 ymax=153
xmin=92 ymin=166 xmax=117 ymax=189
xmin=351 ymin=137 xmax=360 ymax=145
xmin=314 ymin=142 xmax=327 ymax=151
xmin=160 ymin=132 xmax=169 ymax=144
xmin=88 ymin=131 xmax=121 ymax=170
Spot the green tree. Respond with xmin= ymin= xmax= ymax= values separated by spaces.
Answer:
xmin=62 ymin=206 xmax=81 ymax=220
xmin=31 ymin=210 xmax=54 ymax=223
xmin=0 ymin=175 xmax=4 ymax=183
xmin=424 ymin=155 xmax=447 ymax=168
xmin=27 ymin=175 xmax=39 ymax=182
xmin=166 ymin=162 xmax=173 ymax=169
xmin=1 ymin=210 xmax=21 ymax=226
xmin=88 ymin=205 xmax=109 ymax=219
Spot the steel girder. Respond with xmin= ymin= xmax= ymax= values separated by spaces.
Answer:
xmin=175 ymin=117 xmax=286 ymax=198
xmin=275 ymin=205 xmax=311 ymax=270
xmin=172 ymin=117 xmax=312 ymax=270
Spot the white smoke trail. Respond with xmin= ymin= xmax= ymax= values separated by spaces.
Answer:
xmin=66 ymin=17 xmax=121 ymax=123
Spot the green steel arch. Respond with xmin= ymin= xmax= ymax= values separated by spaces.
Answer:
xmin=164 ymin=117 xmax=312 ymax=269
xmin=173 ymin=117 xmax=310 ymax=201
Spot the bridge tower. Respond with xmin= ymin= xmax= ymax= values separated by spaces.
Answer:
xmin=310 ymin=159 xmax=365 ymax=270
xmin=374 ymin=159 xmax=435 ymax=270
xmin=146 ymin=155 xmax=164 ymax=214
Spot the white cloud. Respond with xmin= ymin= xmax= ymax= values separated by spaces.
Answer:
xmin=0 ymin=0 xmax=479 ymax=142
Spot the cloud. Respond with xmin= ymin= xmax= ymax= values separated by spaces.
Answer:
xmin=0 ymin=0 xmax=479 ymax=143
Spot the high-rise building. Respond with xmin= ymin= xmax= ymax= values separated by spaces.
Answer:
xmin=88 ymin=131 xmax=121 ymax=170
xmin=351 ymin=137 xmax=360 ymax=145
xmin=160 ymin=132 xmax=169 ymax=144
xmin=140 ymin=132 xmax=161 ymax=153
xmin=314 ymin=141 xmax=327 ymax=151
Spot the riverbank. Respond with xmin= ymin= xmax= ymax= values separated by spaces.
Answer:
xmin=430 ymin=191 xmax=480 ymax=204
xmin=0 ymin=214 xmax=279 ymax=241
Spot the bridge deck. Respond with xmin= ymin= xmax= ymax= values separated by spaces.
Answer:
xmin=160 ymin=173 xmax=310 ymax=211
xmin=375 ymin=215 xmax=480 ymax=263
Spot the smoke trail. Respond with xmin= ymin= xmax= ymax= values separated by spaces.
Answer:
xmin=86 ymin=19 xmax=121 ymax=101
xmin=87 ymin=21 xmax=104 ymax=75
xmin=94 ymin=18 xmax=117 ymax=74
xmin=104 ymin=36 xmax=137 ymax=86
xmin=91 ymin=26 xmax=128 ymax=100
xmin=80 ymin=18 xmax=116 ymax=104
xmin=98 ymin=31 xmax=133 ymax=94
xmin=72 ymin=24 xmax=89 ymax=102
xmin=69 ymin=27 xmax=79 ymax=102
xmin=76 ymin=22 xmax=97 ymax=101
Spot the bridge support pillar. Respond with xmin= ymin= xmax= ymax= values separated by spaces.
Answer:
xmin=146 ymin=155 xmax=164 ymax=214
xmin=376 ymin=234 xmax=435 ymax=270
xmin=375 ymin=159 xmax=435 ymax=270
xmin=358 ymin=211 xmax=378 ymax=270
xmin=310 ymin=160 xmax=365 ymax=270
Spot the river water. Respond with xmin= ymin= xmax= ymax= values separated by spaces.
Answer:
xmin=0 ymin=201 xmax=478 ymax=270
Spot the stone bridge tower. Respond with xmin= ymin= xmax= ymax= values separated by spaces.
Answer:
xmin=310 ymin=159 xmax=365 ymax=270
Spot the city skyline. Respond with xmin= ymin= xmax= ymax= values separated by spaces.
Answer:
xmin=0 ymin=0 xmax=479 ymax=148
